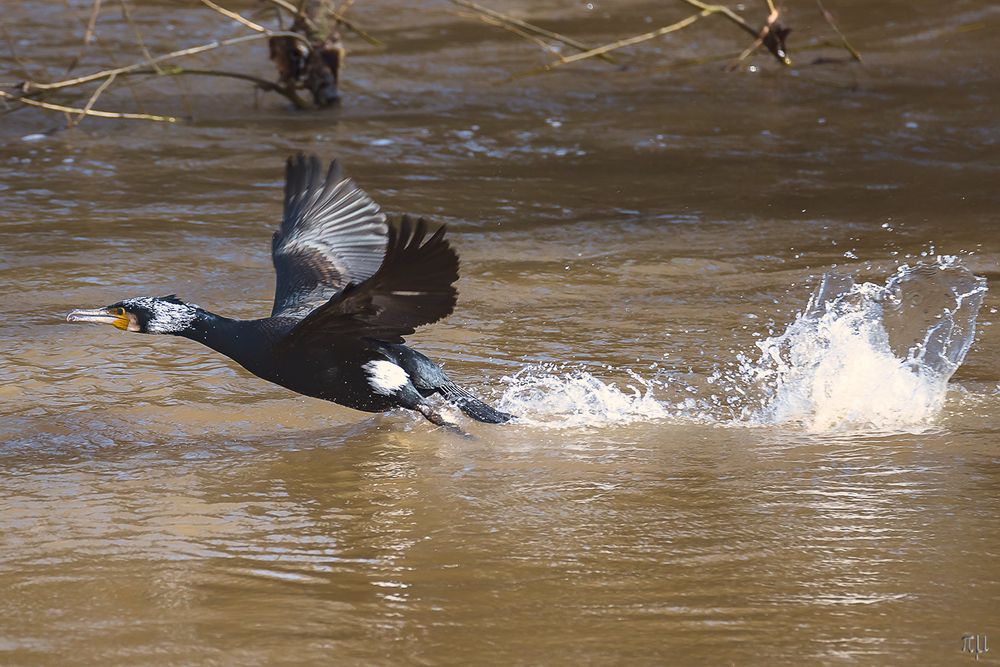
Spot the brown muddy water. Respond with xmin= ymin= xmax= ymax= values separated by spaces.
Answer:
xmin=1 ymin=1 xmax=999 ymax=665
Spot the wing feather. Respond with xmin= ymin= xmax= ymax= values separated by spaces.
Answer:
xmin=271 ymin=154 xmax=388 ymax=318
xmin=277 ymin=216 xmax=459 ymax=346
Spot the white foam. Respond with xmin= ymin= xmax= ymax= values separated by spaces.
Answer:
xmin=732 ymin=258 xmax=987 ymax=432
xmin=496 ymin=258 xmax=987 ymax=434
xmin=496 ymin=365 xmax=676 ymax=430
xmin=736 ymin=288 xmax=948 ymax=431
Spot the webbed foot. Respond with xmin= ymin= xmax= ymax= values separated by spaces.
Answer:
xmin=414 ymin=403 xmax=472 ymax=438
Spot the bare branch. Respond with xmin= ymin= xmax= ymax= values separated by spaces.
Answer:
xmin=816 ymin=0 xmax=862 ymax=62
xmin=198 ymin=0 xmax=268 ymax=33
xmin=463 ymin=12 xmax=569 ymax=61
xmin=83 ymin=0 xmax=103 ymax=46
xmin=0 ymin=88 xmax=177 ymax=122
xmin=262 ymin=0 xmax=298 ymax=14
xmin=517 ymin=11 xmax=709 ymax=77
xmin=0 ymin=22 xmax=38 ymax=81
xmin=21 ymin=31 xmax=309 ymax=94
xmin=733 ymin=5 xmax=777 ymax=65
xmin=130 ymin=65 xmax=311 ymax=108
xmin=448 ymin=0 xmax=617 ymax=64
xmin=680 ymin=0 xmax=759 ymax=39
xmin=67 ymin=71 xmax=116 ymax=127
xmin=117 ymin=0 xmax=157 ymax=66
xmin=682 ymin=0 xmax=790 ymax=66
xmin=118 ymin=0 xmax=194 ymax=115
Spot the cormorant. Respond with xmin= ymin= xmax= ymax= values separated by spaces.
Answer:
xmin=67 ymin=154 xmax=512 ymax=431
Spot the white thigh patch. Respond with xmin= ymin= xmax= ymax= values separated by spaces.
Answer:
xmin=363 ymin=360 xmax=410 ymax=396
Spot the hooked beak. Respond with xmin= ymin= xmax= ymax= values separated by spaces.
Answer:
xmin=66 ymin=307 xmax=130 ymax=330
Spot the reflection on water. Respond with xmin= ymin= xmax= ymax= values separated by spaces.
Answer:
xmin=1 ymin=0 xmax=999 ymax=664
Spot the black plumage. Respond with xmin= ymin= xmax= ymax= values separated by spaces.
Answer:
xmin=67 ymin=154 xmax=512 ymax=431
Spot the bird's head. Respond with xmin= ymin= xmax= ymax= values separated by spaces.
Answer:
xmin=66 ymin=295 xmax=200 ymax=334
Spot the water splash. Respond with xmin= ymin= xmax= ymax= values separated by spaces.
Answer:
xmin=496 ymin=365 xmax=679 ymax=429
xmin=730 ymin=257 xmax=987 ymax=431
xmin=497 ymin=257 xmax=987 ymax=433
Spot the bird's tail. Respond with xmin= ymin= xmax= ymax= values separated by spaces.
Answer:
xmin=439 ymin=384 xmax=513 ymax=424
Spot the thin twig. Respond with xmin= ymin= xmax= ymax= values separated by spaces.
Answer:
xmin=334 ymin=18 xmax=382 ymax=48
xmin=131 ymin=66 xmax=278 ymax=88
xmin=114 ymin=0 xmax=162 ymax=114
xmin=21 ymin=31 xmax=308 ymax=94
xmin=0 ymin=88 xmax=176 ymax=122
xmin=516 ymin=11 xmax=709 ymax=78
xmin=117 ymin=0 xmax=157 ymax=66
xmin=83 ymin=0 xmax=103 ymax=46
xmin=88 ymin=8 xmax=153 ymax=113
xmin=118 ymin=0 xmax=194 ymax=116
xmin=680 ymin=0 xmax=758 ymax=39
xmin=198 ymin=0 xmax=267 ymax=33
xmin=679 ymin=0 xmax=788 ymax=67
xmin=449 ymin=0 xmax=616 ymax=64
xmin=734 ymin=1 xmax=791 ymax=66
xmin=816 ymin=0 xmax=862 ymax=62
xmin=733 ymin=7 xmax=775 ymax=65
xmin=735 ymin=37 xmax=763 ymax=64
xmin=64 ymin=0 xmax=103 ymax=76
xmin=263 ymin=0 xmax=299 ymax=14
xmin=106 ymin=66 xmax=310 ymax=108
xmin=467 ymin=12 xmax=568 ymax=61
xmin=68 ymin=71 xmax=116 ymax=127
xmin=0 ymin=22 xmax=38 ymax=81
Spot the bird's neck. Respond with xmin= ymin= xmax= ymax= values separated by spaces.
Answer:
xmin=176 ymin=309 xmax=261 ymax=370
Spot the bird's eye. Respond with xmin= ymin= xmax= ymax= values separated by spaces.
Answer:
xmin=113 ymin=307 xmax=126 ymax=316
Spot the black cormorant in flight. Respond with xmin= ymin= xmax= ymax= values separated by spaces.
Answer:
xmin=67 ymin=154 xmax=512 ymax=431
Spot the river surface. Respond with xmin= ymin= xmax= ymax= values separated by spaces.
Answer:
xmin=1 ymin=1 xmax=999 ymax=665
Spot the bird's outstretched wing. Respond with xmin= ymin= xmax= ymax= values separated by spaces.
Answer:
xmin=277 ymin=216 xmax=459 ymax=346
xmin=271 ymin=154 xmax=389 ymax=318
